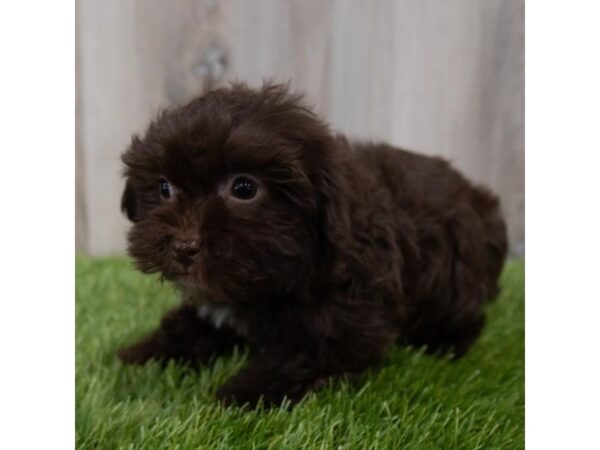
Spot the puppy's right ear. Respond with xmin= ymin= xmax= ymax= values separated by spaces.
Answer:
xmin=121 ymin=180 xmax=138 ymax=222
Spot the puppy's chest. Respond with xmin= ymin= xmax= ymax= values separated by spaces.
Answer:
xmin=196 ymin=304 xmax=248 ymax=336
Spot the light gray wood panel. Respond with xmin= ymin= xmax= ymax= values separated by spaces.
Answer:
xmin=75 ymin=9 xmax=87 ymax=252
xmin=76 ymin=0 xmax=524 ymax=255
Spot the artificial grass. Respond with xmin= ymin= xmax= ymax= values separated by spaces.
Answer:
xmin=76 ymin=256 xmax=524 ymax=450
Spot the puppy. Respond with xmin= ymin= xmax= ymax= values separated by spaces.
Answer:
xmin=118 ymin=83 xmax=507 ymax=407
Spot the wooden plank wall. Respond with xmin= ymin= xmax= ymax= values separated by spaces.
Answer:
xmin=76 ymin=0 xmax=524 ymax=256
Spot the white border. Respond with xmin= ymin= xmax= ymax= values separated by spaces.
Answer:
xmin=527 ymin=0 xmax=600 ymax=448
xmin=0 ymin=1 xmax=74 ymax=448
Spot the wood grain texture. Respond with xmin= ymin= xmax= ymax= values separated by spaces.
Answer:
xmin=76 ymin=0 xmax=524 ymax=255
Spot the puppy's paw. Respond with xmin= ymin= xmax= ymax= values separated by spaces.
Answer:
xmin=117 ymin=339 xmax=163 ymax=365
xmin=215 ymin=382 xmax=266 ymax=409
xmin=215 ymin=378 xmax=308 ymax=409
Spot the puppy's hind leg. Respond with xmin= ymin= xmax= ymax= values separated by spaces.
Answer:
xmin=118 ymin=303 xmax=244 ymax=366
xmin=428 ymin=314 xmax=486 ymax=358
xmin=428 ymin=203 xmax=503 ymax=358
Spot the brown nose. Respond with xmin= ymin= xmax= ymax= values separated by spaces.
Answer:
xmin=172 ymin=238 xmax=200 ymax=265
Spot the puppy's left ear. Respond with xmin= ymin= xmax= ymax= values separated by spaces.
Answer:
xmin=121 ymin=180 xmax=138 ymax=222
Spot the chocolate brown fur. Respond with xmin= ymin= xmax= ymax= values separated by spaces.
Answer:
xmin=118 ymin=83 xmax=507 ymax=407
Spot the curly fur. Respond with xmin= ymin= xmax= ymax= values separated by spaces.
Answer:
xmin=118 ymin=83 xmax=507 ymax=407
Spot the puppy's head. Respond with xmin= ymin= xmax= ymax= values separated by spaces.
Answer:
xmin=121 ymin=83 xmax=349 ymax=302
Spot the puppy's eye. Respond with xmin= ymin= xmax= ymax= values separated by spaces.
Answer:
xmin=231 ymin=176 xmax=258 ymax=200
xmin=158 ymin=178 xmax=173 ymax=199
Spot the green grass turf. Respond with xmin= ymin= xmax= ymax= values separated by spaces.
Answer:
xmin=76 ymin=256 xmax=524 ymax=450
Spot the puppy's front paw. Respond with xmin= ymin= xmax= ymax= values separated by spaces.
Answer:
xmin=216 ymin=377 xmax=308 ymax=409
xmin=118 ymin=344 xmax=152 ymax=365
xmin=117 ymin=335 xmax=165 ymax=365
xmin=216 ymin=381 xmax=266 ymax=408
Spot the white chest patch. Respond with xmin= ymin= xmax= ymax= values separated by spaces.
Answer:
xmin=196 ymin=304 xmax=247 ymax=336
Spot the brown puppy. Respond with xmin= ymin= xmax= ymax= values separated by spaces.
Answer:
xmin=118 ymin=83 xmax=507 ymax=407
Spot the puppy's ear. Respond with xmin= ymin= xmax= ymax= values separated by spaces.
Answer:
xmin=121 ymin=180 xmax=138 ymax=222
xmin=316 ymin=151 xmax=351 ymax=253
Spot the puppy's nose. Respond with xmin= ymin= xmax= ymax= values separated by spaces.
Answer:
xmin=172 ymin=238 xmax=200 ymax=265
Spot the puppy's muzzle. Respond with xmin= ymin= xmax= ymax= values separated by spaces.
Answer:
xmin=172 ymin=238 xmax=200 ymax=268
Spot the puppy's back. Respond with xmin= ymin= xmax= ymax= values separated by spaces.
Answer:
xmin=347 ymin=140 xmax=507 ymax=353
